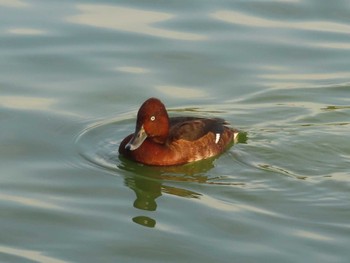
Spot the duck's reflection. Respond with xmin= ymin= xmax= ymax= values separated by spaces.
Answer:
xmin=120 ymin=159 xmax=213 ymax=228
xmin=132 ymin=216 xmax=156 ymax=228
xmin=124 ymin=175 xmax=161 ymax=211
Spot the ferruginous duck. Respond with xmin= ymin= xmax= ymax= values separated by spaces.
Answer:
xmin=119 ymin=98 xmax=238 ymax=166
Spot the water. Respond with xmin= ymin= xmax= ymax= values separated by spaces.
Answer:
xmin=1 ymin=0 xmax=350 ymax=262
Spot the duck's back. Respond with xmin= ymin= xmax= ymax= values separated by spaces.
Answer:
xmin=168 ymin=117 xmax=229 ymax=142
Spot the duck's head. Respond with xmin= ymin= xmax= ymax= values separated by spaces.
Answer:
xmin=126 ymin=98 xmax=170 ymax=151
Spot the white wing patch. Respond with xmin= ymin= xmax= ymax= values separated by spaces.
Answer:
xmin=215 ymin=133 xmax=220 ymax=144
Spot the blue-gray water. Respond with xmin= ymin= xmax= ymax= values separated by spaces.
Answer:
xmin=1 ymin=0 xmax=350 ymax=262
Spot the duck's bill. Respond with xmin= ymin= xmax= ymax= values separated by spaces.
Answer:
xmin=125 ymin=125 xmax=148 ymax=151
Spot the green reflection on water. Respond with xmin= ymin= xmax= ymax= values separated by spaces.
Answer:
xmin=119 ymin=157 xmax=219 ymax=228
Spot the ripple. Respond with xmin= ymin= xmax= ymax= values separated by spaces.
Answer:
xmin=0 ymin=0 xmax=27 ymax=8
xmin=0 ymin=246 xmax=67 ymax=263
xmin=7 ymin=28 xmax=46 ymax=35
xmin=155 ymin=85 xmax=209 ymax=99
xmin=212 ymin=10 xmax=350 ymax=34
xmin=115 ymin=66 xmax=150 ymax=74
xmin=294 ymin=230 xmax=334 ymax=242
xmin=257 ymin=163 xmax=307 ymax=180
xmin=315 ymin=42 xmax=350 ymax=50
xmin=260 ymin=72 xmax=350 ymax=81
xmin=0 ymin=193 xmax=62 ymax=210
xmin=68 ymin=4 xmax=206 ymax=41
xmin=0 ymin=95 xmax=55 ymax=110
xmin=75 ymin=118 xmax=126 ymax=172
xmin=76 ymin=113 xmax=246 ymax=184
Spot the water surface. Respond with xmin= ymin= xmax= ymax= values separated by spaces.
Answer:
xmin=1 ymin=0 xmax=350 ymax=262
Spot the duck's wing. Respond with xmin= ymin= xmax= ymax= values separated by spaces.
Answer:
xmin=169 ymin=117 xmax=228 ymax=142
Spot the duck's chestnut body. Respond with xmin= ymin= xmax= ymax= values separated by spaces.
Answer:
xmin=119 ymin=98 xmax=238 ymax=166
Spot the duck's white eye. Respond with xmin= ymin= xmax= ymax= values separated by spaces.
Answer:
xmin=150 ymin=116 xmax=156 ymax=121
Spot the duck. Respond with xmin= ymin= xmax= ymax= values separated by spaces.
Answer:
xmin=119 ymin=98 xmax=239 ymax=166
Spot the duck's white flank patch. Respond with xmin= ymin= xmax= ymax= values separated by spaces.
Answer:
xmin=215 ymin=133 xmax=220 ymax=144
